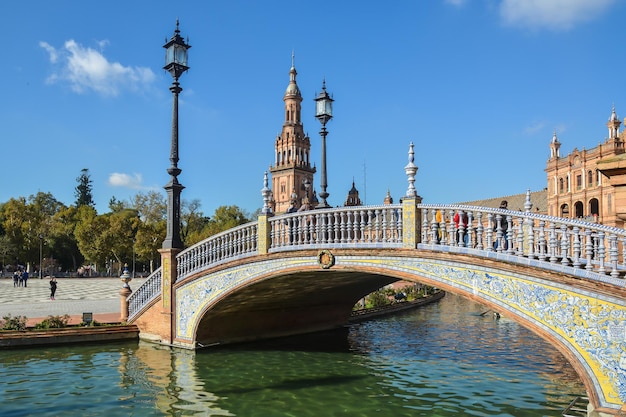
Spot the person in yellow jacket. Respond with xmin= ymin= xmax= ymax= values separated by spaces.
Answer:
xmin=435 ymin=209 xmax=443 ymax=243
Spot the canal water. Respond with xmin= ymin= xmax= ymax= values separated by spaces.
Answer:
xmin=0 ymin=293 xmax=585 ymax=416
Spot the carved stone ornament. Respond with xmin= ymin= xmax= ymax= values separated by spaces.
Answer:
xmin=317 ymin=250 xmax=335 ymax=269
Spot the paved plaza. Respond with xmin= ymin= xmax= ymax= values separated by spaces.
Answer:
xmin=0 ymin=276 xmax=147 ymax=324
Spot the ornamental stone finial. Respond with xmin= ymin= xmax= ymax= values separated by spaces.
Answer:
xmin=524 ymin=189 xmax=533 ymax=213
xmin=261 ymin=171 xmax=272 ymax=215
xmin=405 ymin=142 xmax=418 ymax=197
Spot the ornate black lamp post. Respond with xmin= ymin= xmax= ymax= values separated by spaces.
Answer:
xmin=314 ymin=80 xmax=333 ymax=209
xmin=162 ymin=20 xmax=190 ymax=250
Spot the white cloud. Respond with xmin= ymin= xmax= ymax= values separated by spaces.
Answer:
xmin=108 ymin=173 xmax=144 ymax=189
xmin=499 ymin=0 xmax=616 ymax=31
xmin=40 ymin=39 xmax=155 ymax=96
xmin=39 ymin=41 xmax=59 ymax=63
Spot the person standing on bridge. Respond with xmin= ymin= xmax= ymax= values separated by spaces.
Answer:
xmin=453 ymin=211 xmax=468 ymax=246
xmin=435 ymin=209 xmax=443 ymax=243
xmin=49 ymin=277 xmax=57 ymax=300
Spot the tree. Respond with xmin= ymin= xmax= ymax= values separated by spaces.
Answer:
xmin=181 ymin=199 xmax=211 ymax=246
xmin=0 ymin=192 xmax=65 ymax=271
xmin=131 ymin=191 xmax=166 ymax=273
xmin=50 ymin=206 xmax=83 ymax=272
xmin=0 ymin=235 xmax=16 ymax=274
xmin=75 ymin=168 xmax=94 ymax=208
xmin=204 ymin=205 xmax=250 ymax=237
xmin=74 ymin=205 xmax=108 ymax=271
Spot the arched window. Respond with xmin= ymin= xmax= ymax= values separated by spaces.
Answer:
xmin=560 ymin=204 xmax=570 ymax=218
xmin=559 ymin=178 xmax=564 ymax=193
xmin=574 ymin=201 xmax=584 ymax=218
xmin=587 ymin=170 xmax=593 ymax=187
xmin=589 ymin=198 xmax=599 ymax=217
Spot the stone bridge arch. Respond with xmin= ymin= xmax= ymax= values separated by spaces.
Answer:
xmin=168 ymin=249 xmax=626 ymax=413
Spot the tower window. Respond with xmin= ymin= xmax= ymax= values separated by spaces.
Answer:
xmin=587 ymin=170 xmax=593 ymax=187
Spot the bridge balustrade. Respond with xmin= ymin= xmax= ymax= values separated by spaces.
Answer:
xmin=127 ymin=268 xmax=162 ymax=320
xmin=128 ymin=201 xmax=626 ymax=322
xmin=268 ymin=205 xmax=403 ymax=250
xmin=420 ymin=204 xmax=626 ymax=285
xmin=176 ymin=222 xmax=259 ymax=282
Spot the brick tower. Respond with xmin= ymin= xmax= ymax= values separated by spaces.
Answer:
xmin=269 ymin=55 xmax=316 ymax=214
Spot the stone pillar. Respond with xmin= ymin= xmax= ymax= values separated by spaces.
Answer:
xmin=119 ymin=264 xmax=132 ymax=322
xmin=158 ymin=248 xmax=181 ymax=345
xmin=402 ymin=196 xmax=422 ymax=248
xmin=403 ymin=142 xmax=422 ymax=248
xmin=258 ymin=213 xmax=271 ymax=255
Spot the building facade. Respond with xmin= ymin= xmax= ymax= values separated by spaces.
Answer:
xmin=545 ymin=106 xmax=626 ymax=228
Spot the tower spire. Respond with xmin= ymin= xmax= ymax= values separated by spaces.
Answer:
xmin=550 ymin=129 xmax=561 ymax=159
xmin=268 ymin=55 xmax=316 ymax=213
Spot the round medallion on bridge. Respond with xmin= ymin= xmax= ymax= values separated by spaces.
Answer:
xmin=317 ymin=250 xmax=335 ymax=269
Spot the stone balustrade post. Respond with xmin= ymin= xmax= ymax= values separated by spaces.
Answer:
xmin=119 ymin=264 xmax=132 ymax=322
xmin=402 ymin=196 xmax=422 ymax=248
xmin=258 ymin=213 xmax=271 ymax=255
xmin=157 ymin=247 xmax=181 ymax=345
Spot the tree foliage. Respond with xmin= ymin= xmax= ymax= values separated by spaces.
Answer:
xmin=75 ymin=168 xmax=94 ymax=208
xmin=0 ymin=185 xmax=255 ymax=275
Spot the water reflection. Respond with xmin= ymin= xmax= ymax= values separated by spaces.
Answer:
xmin=0 ymin=293 xmax=585 ymax=417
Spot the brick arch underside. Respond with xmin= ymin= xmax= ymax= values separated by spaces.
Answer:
xmin=180 ymin=253 xmax=626 ymax=412
xmin=193 ymin=270 xmax=399 ymax=346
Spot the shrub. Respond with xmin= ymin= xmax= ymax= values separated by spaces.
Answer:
xmin=34 ymin=314 xmax=70 ymax=329
xmin=1 ymin=314 xmax=28 ymax=331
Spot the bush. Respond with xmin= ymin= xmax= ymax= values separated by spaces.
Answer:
xmin=34 ymin=314 xmax=70 ymax=329
xmin=1 ymin=314 xmax=28 ymax=331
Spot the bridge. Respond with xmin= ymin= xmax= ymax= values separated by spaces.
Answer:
xmin=126 ymin=144 xmax=626 ymax=415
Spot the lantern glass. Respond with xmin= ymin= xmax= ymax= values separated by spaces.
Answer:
xmin=316 ymin=97 xmax=332 ymax=118
xmin=166 ymin=43 xmax=188 ymax=67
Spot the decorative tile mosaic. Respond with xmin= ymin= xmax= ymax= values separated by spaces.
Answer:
xmin=175 ymin=253 xmax=626 ymax=410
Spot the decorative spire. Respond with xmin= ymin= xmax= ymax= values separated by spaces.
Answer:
xmin=607 ymin=103 xmax=621 ymax=140
xmin=261 ymin=171 xmax=272 ymax=215
xmin=551 ymin=129 xmax=559 ymax=144
xmin=524 ymin=189 xmax=533 ymax=212
xmin=550 ymin=129 xmax=561 ymax=159
xmin=610 ymin=103 xmax=618 ymax=122
xmin=285 ymin=52 xmax=301 ymax=97
xmin=405 ymin=142 xmax=418 ymax=197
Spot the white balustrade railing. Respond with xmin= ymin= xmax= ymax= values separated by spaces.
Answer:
xmin=127 ymin=268 xmax=162 ymax=321
xmin=268 ymin=205 xmax=403 ymax=251
xmin=176 ymin=221 xmax=259 ymax=282
xmin=128 ymin=202 xmax=626 ymax=320
xmin=419 ymin=204 xmax=626 ymax=285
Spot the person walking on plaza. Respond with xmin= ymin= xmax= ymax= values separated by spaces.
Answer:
xmin=22 ymin=270 xmax=29 ymax=287
xmin=13 ymin=271 xmax=19 ymax=287
xmin=49 ymin=277 xmax=57 ymax=300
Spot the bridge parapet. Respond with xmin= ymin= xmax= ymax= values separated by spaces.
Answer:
xmin=268 ymin=204 xmax=403 ymax=251
xmin=176 ymin=221 xmax=259 ymax=282
xmin=128 ymin=268 xmax=162 ymax=320
xmin=420 ymin=203 xmax=626 ymax=287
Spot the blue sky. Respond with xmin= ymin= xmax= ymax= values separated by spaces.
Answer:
xmin=2 ymin=0 xmax=625 ymax=216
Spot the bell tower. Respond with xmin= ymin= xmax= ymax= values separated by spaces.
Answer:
xmin=269 ymin=55 xmax=316 ymax=213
